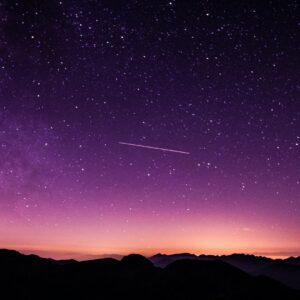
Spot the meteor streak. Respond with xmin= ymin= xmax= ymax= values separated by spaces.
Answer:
xmin=118 ymin=142 xmax=190 ymax=155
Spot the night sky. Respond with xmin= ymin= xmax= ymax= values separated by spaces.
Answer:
xmin=0 ymin=0 xmax=299 ymax=259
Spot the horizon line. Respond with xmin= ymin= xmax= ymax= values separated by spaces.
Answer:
xmin=2 ymin=247 xmax=299 ymax=261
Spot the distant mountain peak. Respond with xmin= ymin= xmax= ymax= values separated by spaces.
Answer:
xmin=121 ymin=254 xmax=154 ymax=269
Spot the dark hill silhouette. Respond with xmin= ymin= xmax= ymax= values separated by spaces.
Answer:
xmin=285 ymin=256 xmax=300 ymax=266
xmin=150 ymin=252 xmax=300 ymax=290
xmin=150 ymin=252 xmax=273 ymax=269
xmin=121 ymin=253 xmax=154 ymax=269
xmin=219 ymin=253 xmax=273 ymax=275
xmin=254 ymin=262 xmax=300 ymax=291
xmin=150 ymin=252 xmax=198 ymax=267
xmin=0 ymin=249 xmax=299 ymax=300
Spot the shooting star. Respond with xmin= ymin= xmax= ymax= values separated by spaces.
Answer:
xmin=118 ymin=141 xmax=190 ymax=155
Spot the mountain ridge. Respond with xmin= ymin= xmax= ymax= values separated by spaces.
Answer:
xmin=149 ymin=252 xmax=300 ymax=289
xmin=0 ymin=248 xmax=299 ymax=299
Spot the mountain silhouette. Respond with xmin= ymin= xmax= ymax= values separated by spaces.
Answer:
xmin=0 ymin=249 xmax=299 ymax=300
xmin=121 ymin=253 xmax=154 ymax=269
xmin=285 ymin=256 xmax=300 ymax=266
xmin=149 ymin=252 xmax=300 ymax=290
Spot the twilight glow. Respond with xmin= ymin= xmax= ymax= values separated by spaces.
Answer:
xmin=0 ymin=1 xmax=299 ymax=260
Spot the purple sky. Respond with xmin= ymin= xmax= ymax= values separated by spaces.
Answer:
xmin=0 ymin=0 xmax=299 ymax=259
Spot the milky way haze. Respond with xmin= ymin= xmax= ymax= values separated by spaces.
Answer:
xmin=0 ymin=1 xmax=299 ymax=259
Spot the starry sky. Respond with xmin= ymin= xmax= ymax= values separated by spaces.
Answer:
xmin=0 ymin=0 xmax=299 ymax=260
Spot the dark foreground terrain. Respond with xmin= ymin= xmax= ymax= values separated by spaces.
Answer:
xmin=0 ymin=249 xmax=299 ymax=300
xmin=149 ymin=253 xmax=300 ymax=290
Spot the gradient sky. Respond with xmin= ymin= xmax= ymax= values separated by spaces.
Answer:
xmin=0 ymin=0 xmax=299 ymax=260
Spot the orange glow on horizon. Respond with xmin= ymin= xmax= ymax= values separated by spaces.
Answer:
xmin=2 ymin=243 xmax=299 ymax=261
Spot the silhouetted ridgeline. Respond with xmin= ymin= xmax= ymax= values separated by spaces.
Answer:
xmin=149 ymin=253 xmax=300 ymax=290
xmin=0 ymin=249 xmax=299 ymax=300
